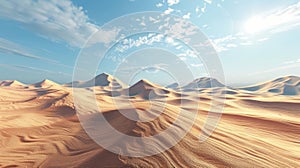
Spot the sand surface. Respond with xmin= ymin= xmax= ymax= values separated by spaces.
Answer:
xmin=0 ymin=78 xmax=299 ymax=167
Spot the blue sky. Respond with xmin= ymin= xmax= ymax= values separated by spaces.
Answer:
xmin=0 ymin=0 xmax=299 ymax=86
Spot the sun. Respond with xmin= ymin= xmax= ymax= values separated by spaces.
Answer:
xmin=244 ymin=16 xmax=265 ymax=34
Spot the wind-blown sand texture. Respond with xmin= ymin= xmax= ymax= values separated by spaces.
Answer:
xmin=0 ymin=75 xmax=299 ymax=167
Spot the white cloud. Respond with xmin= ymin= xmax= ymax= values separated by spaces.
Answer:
xmin=212 ymin=32 xmax=269 ymax=52
xmin=226 ymin=44 xmax=237 ymax=48
xmin=0 ymin=0 xmax=100 ymax=48
xmin=195 ymin=5 xmax=204 ymax=17
xmin=165 ymin=37 xmax=175 ymax=44
xmin=284 ymin=58 xmax=300 ymax=65
xmin=164 ymin=7 xmax=175 ymax=14
xmin=156 ymin=3 xmax=163 ymax=8
xmin=240 ymin=41 xmax=253 ymax=46
xmin=165 ymin=18 xmax=198 ymax=41
xmin=114 ymin=33 xmax=181 ymax=54
xmin=114 ymin=34 xmax=165 ymax=54
xmin=202 ymin=24 xmax=208 ymax=28
xmin=183 ymin=13 xmax=191 ymax=19
xmin=211 ymin=35 xmax=237 ymax=52
xmin=257 ymin=38 xmax=269 ymax=42
xmin=191 ymin=63 xmax=203 ymax=67
xmin=204 ymin=0 xmax=212 ymax=4
xmin=157 ymin=0 xmax=212 ymax=18
xmin=167 ymin=0 xmax=180 ymax=6
xmin=178 ymin=57 xmax=187 ymax=61
xmin=195 ymin=6 xmax=200 ymax=13
xmin=201 ymin=3 xmax=207 ymax=13
xmin=88 ymin=28 xmax=121 ymax=46
xmin=149 ymin=16 xmax=160 ymax=24
xmin=177 ymin=49 xmax=198 ymax=58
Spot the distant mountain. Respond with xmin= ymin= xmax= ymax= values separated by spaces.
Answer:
xmin=181 ymin=77 xmax=225 ymax=89
xmin=67 ymin=73 xmax=126 ymax=89
xmin=239 ymin=76 xmax=300 ymax=95
xmin=166 ymin=82 xmax=179 ymax=89
xmin=126 ymin=79 xmax=170 ymax=99
xmin=0 ymin=80 xmax=25 ymax=87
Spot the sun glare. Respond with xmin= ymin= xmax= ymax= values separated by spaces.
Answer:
xmin=244 ymin=16 xmax=265 ymax=34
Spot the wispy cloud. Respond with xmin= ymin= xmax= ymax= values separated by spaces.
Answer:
xmin=250 ymin=63 xmax=300 ymax=76
xmin=0 ymin=64 xmax=71 ymax=77
xmin=249 ymin=58 xmax=300 ymax=76
xmin=0 ymin=37 xmax=58 ymax=63
xmin=244 ymin=2 xmax=300 ymax=34
xmin=0 ymin=0 xmax=99 ymax=48
xmin=284 ymin=58 xmax=300 ymax=65
xmin=14 ymin=65 xmax=72 ymax=77
xmin=0 ymin=37 xmax=80 ymax=72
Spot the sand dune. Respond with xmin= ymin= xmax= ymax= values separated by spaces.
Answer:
xmin=181 ymin=77 xmax=225 ymax=90
xmin=31 ymin=79 xmax=62 ymax=89
xmin=0 ymin=80 xmax=25 ymax=87
xmin=240 ymin=76 xmax=300 ymax=95
xmin=0 ymin=76 xmax=299 ymax=167
xmin=67 ymin=73 xmax=126 ymax=89
xmin=166 ymin=82 xmax=179 ymax=89
xmin=126 ymin=79 xmax=171 ymax=99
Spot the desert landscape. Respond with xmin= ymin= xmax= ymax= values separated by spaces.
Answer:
xmin=0 ymin=73 xmax=299 ymax=167
xmin=1 ymin=0 xmax=300 ymax=167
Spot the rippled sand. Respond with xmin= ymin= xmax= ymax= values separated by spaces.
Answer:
xmin=0 ymin=81 xmax=299 ymax=167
